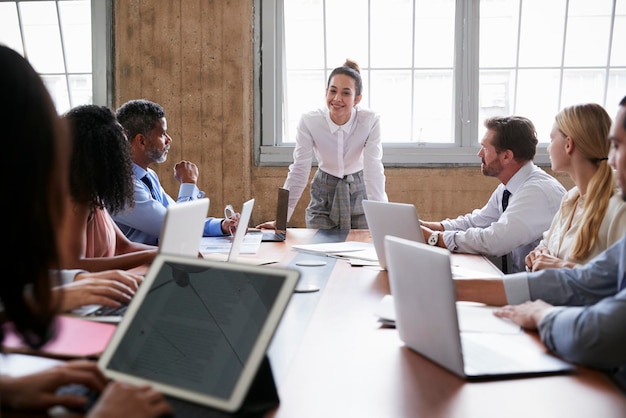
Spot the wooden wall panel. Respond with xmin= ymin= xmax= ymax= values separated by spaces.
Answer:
xmin=113 ymin=0 xmax=573 ymax=228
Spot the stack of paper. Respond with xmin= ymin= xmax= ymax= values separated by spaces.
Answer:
xmin=291 ymin=241 xmax=378 ymax=263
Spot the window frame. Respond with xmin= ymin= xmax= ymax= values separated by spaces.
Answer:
xmin=1 ymin=0 xmax=112 ymax=111
xmin=255 ymin=0 xmax=622 ymax=168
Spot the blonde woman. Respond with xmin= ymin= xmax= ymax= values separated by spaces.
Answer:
xmin=526 ymin=103 xmax=626 ymax=271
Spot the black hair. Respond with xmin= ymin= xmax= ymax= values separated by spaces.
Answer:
xmin=0 ymin=45 xmax=63 ymax=348
xmin=64 ymin=105 xmax=135 ymax=214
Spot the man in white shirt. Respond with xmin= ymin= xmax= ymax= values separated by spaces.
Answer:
xmin=420 ymin=116 xmax=566 ymax=273
xmin=455 ymin=96 xmax=626 ymax=391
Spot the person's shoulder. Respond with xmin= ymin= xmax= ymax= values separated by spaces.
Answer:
xmin=301 ymin=108 xmax=326 ymax=119
xmin=607 ymin=189 xmax=626 ymax=210
xmin=356 ymin=107 xmax=380 ymax=120
xmin=526 ymin=164 xmax=565 ymax=185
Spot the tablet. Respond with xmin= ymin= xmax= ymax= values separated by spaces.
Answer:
xmin=98 ymin=253 xmax=299 ymax=413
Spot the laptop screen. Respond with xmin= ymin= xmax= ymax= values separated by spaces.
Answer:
xmin=99 ymin=254 xmax=299 ymax=412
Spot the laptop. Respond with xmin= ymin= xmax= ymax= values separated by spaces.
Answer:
xmin=258 ymin=187 xmax=289 ymax=242
xmin=70 ymin=198 xmax=211 ymax=320
xmin=158 ymin=198 xmax=210 ymax=257
xmin=362 ymin=200 xmax=424 ymax=269
xmin=384 ymin=235 xmax=575 ymax=380
xmin=98 ymin=253 xmax=299 ymax=415
xmin=201 ymin=198 xmax=255 ymax=262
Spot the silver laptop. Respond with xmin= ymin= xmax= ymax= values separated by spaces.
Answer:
xmin=98 ymin=253 xmax=299 ymax=415
xmin=259 ymin=187 xmax=289 ymax=242
xmin=362 ymin=200 xmax=424 ymax=269
xmin=158 ymin=198 xmax=210 ymax=257
xmin=71 ymin=198 xmax=210 ymax=320
xmin=202 ymin=198 xmax=256 ymax=262
xmin=384 ymin=235 xmax=574 ymax=380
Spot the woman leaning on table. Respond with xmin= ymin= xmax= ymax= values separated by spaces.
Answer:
xmin=526 ymin=102 xmax=626 ymax=272
xmin=0 ymin=44 xmax=172 ymax=418
xmin=257 ymin=59 xmax=388 ymax=230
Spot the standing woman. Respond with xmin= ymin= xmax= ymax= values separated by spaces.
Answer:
xmin=264 ymin=59 xmax=387 ymax=229
xmin=526 ymin=102 xmax=626 ymax=271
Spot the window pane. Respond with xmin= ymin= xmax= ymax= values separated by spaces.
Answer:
xmin=284 ymin=70 xmax=326 ymax=143
xmin=564 ymin=0 xmax=613 ymax=67
xmin=284 ymin=0 xmax=325 ymax=69
xmin=59 ymin=0 xmax=91 ymax=72
xmin=516 ymin=69 xmax=561 ymax=142
xmin=518 ymin=0 xmax=566 ymax=67
xmin=370 ymin=70 xmax=412 ymax=141
xmin=611 ymin=0 xmax=626 ymax=66
xmin=0 ymin=3 xmax=24 ymax=54
xmin=414 ymin=0 xmax=455 ymax=67
xmin=370 ymin=0 xmax=413 ymax=68
xmin=414 ymin=70 xmax=453 ymax=143
xmin=20 ymin=1 xmax=65 ymax=73
xmin=478 ymin=69 xmax=516 ymax=140
xmin=480 ymin=0 xmax=521 ymax=68
xmin=560 ymin=69 xmax=606 ymax=106
xmin=41 ymin=74 xmax=70 ymax=113
xmin=325 ymin=0 xmax=368 ymax=67
xmin=68 ymin=74 xmax=93 ymax=109
xmin=607 ymin=70 xmax=626 ymax=109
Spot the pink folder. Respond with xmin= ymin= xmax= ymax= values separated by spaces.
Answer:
xmin=2 ymin=315 xmax=116 ymax=359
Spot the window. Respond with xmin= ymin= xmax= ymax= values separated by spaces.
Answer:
xmin=257 ymin=0 xmax=626 ymax=166
xmin=0 ymin=0 xmax=111 ymax=114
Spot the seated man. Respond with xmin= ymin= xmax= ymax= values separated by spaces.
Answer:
xmin=112 ymin=99 xmax=238 ymax=245
xmin=455 ymin=96 xmax=626 ymax=391
xmin=420 ymin=115 xmax=566 ymax=273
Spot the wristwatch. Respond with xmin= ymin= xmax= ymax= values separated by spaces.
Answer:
xmin=428 ymin=231 xmax=440 ymax=246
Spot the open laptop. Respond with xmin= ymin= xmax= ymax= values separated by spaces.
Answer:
xmin=70 ymin=198 xmax=210 ymax=320
xmin=384 ymin=235 xmax=574 ymax=380
xmin=257 ymin=187 xmax=289 ymax=242
xmin=158 ymin=198 xmax=210 ymax=256
xmin=201 ymin=198 xmax=256 ymax=262
xmin=362 ymin=200 xmax=424 ymax=269
xmin=97 ymin=253 xmax=299 ymax=415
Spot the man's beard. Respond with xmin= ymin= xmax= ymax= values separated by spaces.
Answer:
xmin=147 ymin=145 xmax=169 ymax=163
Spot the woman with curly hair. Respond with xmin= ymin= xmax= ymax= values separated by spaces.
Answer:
xmin=58 ymin=104 xmax=158 ymax=272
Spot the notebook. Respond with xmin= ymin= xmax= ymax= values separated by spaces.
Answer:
xmin=70 ymin=198 xmax=211 ymax=321
xmin=258 ymin=187 xmax=289 ymax=242
xmin=201 ymin=198 xmax=256 ymax=262
xmin=384 ymin=235 xmax=574 ymax=380
xmin=362 ymin=200 xmax=424 ymax=269
xmin=98 ymin=253 xmax=299 ymax=415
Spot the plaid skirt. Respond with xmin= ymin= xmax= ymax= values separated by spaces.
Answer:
xmin=305 ymin=169 xmax=368 ymax=230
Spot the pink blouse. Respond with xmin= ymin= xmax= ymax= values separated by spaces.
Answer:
xmin=85 ymin=207 xmax=116 ymax=258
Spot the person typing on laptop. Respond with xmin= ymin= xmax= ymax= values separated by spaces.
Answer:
xmin=0 ymin=45 xmax=172 ymax=417
xmin=419 ymin=115 xmax=566 ymax=273
xmin=112 ymin=99 xmax=239 ymax=245
xmin=57 ymin=105 xmax=159 ymax=272
xmin=53 ymin=269 xmax=142 ymax=314
xmin=455 ymin=96 xmax=626 ymax=392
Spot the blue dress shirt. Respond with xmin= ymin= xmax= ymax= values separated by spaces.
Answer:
xmin=112 ymin=164 xmax=225 ymax=245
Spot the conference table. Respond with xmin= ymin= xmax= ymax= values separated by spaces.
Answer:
xmin=2 ymin=228 xmax=626 ymax=418
xmin=257 ymin=229 xmax=626 ymax=418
